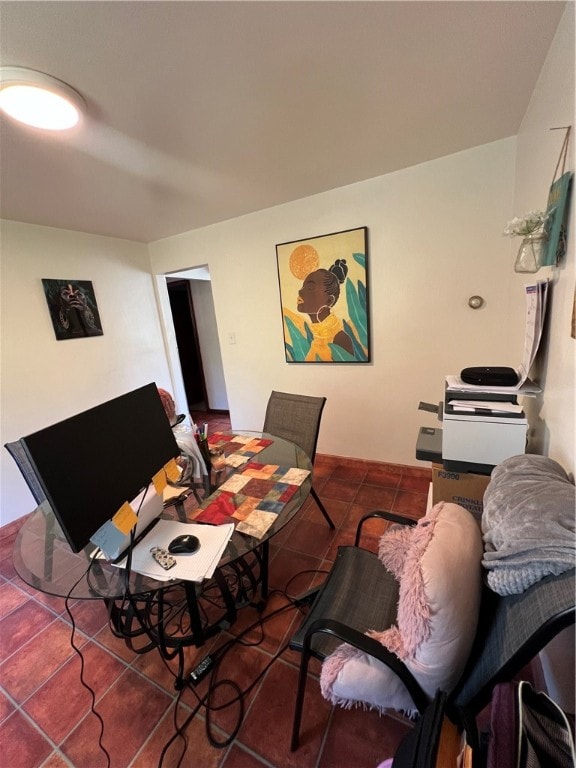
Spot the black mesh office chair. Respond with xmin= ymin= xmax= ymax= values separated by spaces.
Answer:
xmin=262 ymin=390 xmax=335 ymax=530
xmin=289 ymin=509 xmax=575 ymax=751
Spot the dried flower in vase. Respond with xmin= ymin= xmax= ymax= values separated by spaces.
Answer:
xmin=503 ymin=210 xmax=548 ymax=237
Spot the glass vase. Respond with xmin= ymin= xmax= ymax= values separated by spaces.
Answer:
xmin=514 ymin=232 xmax=547 ymax=273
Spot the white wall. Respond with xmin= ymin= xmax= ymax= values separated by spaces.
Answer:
xmin=0 ymin=221 xmax=174 ymax=526
xmin=189 ymin=279 xmax=228 ymax=410
xmin=150 ymin=138 xmax=519 ymax=464
xmin=512 ymin=3 xmax=575 ymax=474
xmin=510 ymin=3 xmax=575 ymax=713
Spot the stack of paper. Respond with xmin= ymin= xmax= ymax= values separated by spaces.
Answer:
xmin=115 ymin=520 xmax=234 ymax=582
xmin=447 ymin=400 xmax=524 ymax=415
xmin=517 ymin=280 xmax=549 ymax=386
xmin=445 ymin=376 xmax=541 ymax=396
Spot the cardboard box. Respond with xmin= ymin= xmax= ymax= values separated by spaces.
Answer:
xmin=432 ymin=464 xmax=491 ymax=522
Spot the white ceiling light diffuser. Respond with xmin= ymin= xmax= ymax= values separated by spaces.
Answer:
xmin=0 ymin=67 xmax=85 ymax=130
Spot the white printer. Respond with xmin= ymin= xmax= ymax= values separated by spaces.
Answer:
xmin=441 ymin=379 xmax=529 ymax=473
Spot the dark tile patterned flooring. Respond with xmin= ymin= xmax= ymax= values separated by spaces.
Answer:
xmin=0 ymin=411 xmax=433 ymax=767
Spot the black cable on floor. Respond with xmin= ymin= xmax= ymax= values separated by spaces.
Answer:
xmin=64 ymin=553 xmax=112 ymax=768
xmin=69 ymin=482 xmax=163 ymax=765
xmin=282 ymin=566 xmax=329 ymax=606
xmin=159 ymin=564 xmax=330 ymax=766
xmin=156 ymin=599 xmax=294 ymax=767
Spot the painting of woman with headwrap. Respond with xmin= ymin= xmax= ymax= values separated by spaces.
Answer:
xmin=276 ymin=227 xmax=370 ymax=363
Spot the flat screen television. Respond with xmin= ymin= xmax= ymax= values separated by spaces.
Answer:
xmin=21 ymin=383 xmax=179 ymax=553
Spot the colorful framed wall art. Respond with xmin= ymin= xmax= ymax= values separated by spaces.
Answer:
xmin=275 ymin=227 xmax=370 ymax=363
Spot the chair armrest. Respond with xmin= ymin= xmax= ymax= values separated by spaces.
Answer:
xmin=355 ymin=510 xmax=417 ymax=547
xmin=304 ymin=617 xmax=429 ymax=714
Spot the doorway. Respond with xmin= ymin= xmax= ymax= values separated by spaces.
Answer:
xmin=167 ymin=279 xmax=208 ymax=411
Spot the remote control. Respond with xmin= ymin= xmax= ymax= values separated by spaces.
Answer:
xmin=150 ymin=547 xmax=176 ymax=571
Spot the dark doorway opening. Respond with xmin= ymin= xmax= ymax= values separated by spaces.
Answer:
xmin=167 ymin=280 xmax=208 ymax=412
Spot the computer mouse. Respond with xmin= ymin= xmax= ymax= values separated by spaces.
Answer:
xmin=168 ymin=534 xmax=201 ymax=554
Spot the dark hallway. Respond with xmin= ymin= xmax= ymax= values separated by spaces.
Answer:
xmin=167 ymin=280 xmax=208 ymax=412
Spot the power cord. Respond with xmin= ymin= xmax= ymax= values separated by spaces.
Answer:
xmin=66 ymin=482 xmax=158 ymax=766
xmin=107 ymin=546 xmax=272 ymax=680
xmin=158 ymin=566 xmax=330 ymax=767
xmin=64 ymin=553 xmax=112 ymax=768
xmin=159 ymin=599 xmax=296 ymax=767
xmin=89 ymin=496 xmax=329 ymax=768
xmin=282 ymin=567 xmax=329 ymax=607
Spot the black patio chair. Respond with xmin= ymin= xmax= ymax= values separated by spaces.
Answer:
xmin=262 ymin=390 xmax=335 ymax=530
xmin=289 ymin=509 xmax=575 ymax=751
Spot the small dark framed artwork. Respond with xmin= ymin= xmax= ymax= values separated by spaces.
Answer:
xmin=42 ymin=279 xmax=103 ymax=340
xmin=275 ymin=226 xmax=370 ymax=363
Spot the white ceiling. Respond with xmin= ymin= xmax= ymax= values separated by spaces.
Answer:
xmin=0 ymin=1 xmax=566 ymax=243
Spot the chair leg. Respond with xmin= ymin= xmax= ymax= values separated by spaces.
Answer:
xmin=291 ymin=648 xmax=312 ymax=751
xmin=311 ymin=487 xmax=335 ymax=530
xmin=193 ymin=488 xmax=203 ymax=505
xmin=260 ymin=540 xmax=269 ymax=601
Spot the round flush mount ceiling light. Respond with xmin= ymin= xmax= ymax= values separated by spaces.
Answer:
xmin=0 ymin=67 xmax=85 ymax=130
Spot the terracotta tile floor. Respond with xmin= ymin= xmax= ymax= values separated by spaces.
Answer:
xmin=0 ymin=411 xmax=433 ymax=768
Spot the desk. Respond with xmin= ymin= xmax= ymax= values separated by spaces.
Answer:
xmin=13 ymin=433 xmax=312 ymax=686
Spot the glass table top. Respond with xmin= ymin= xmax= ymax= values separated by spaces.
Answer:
xmin=13 ymin=433 xmax=312 ymax=600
